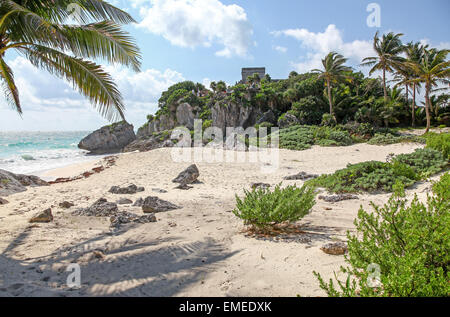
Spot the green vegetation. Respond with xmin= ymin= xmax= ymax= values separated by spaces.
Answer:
xmin=307 ymin=149 xmax=446 ymax=193
xmin=367 ymin=132 xmax=425 ymax=145
xmin=424 ymin=132 xmax=450 ymax=160
xmin=1 ymin=0 xmax=141 ymax=121
xmin=314 ymin=173 xmax=450 ymax=297
xmin=233 ymin=184 xmax=316 ymax=232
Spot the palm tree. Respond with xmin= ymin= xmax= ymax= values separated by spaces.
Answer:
xmin=313 ymin=52 xmax=352 ymax=119
xmin=361 ymin=32 xmax=405 ymax=101
xmin=403 ymin=42 xmax=427 ymax=126
xmin=410 ymin=48 xmax=449 ymax=133
xmin=0 ymin=0 xmax=141 ymax=121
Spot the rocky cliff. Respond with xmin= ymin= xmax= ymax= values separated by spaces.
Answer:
xmin=78 ymin=121 xmax=136 ymax=154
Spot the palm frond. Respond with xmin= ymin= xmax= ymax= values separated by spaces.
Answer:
xmin=0 ymin=57 xmax=21 ymax=114
xmin=18 ymin=44 xmax=125 ymax=121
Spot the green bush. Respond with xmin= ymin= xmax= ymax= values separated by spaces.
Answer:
xmin=368 ymin=133 xmax=425 ymax=145
xmin=233 ymin=184 xmax=316 ymax=231
xmin=314 ymin=174 xmax=450 ymax=297
xmin=278 ymin=125 xmax=314 ymax=151
xmin=393 ymin=148 xmax=447 ymax=177
xmin=308 ymin=161 xmax=416 ymax=193
xmin=425 ymin=132 xmax=450 ymax=161
xmin=307 ymin=149 xmax=446 ymax=193
xmin=314 ymin=128 xmax=353 ymax=146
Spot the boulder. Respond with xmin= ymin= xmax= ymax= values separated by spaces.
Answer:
xmin=320 ymin=242 xmax=348 ymax=255
xmin=72 ymin=198 xmax=118 ymax=217
xmin=29 ymin=208 xmax=53 ymax=223
xmin=172 ymin=164 xmax=199 ymax=186
xmin=278 ymin=113 xmax=300 ymax=129
xmin=142 ymin=196 xmax=180 ymax=213
xmin=256 ymin=110 xmax=277 ymax=125
xmin=133 ymin=198 xmax=144 ymax=207
xmin=110 ymin=212 xmax=157 ymax=228
xmin=0 ymin=169 xmax=48 ymax=197
xmin=109 ymin=184 xmax=144 ymax=194
xmin=78 ymin=121 xmax=136 ymax=154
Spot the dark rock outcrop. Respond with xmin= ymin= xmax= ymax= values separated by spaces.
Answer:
xmin=136 ymin=114 xmax=176 ymax=139
xmin=283 ymin=172 xmax=318 ymax=181
xmin=72 ymin=198 xmax=118 ymax=217
xmin=211 ymin=101 xmax=263 ymax=135
xmin=29 ymin=208 xmax=53 ymax=223
xmin=142 ymin=196 xmax=180 ymax=213
xmin=78 ymin=121 xmax=136 ymax=154
xmin=116 ymin=198 xmax=133 ymax=205
xmin=0 ymin=169 xmax=48 ymax=197
xmin=108 ymin=184 xmax=144 ymax=194
xmin=0 ymin=198 xmax=9 ymax=205
xmin=172 ymin=164 xmax=199 ymax=187
xmin=110 ymin=212 xmax=156 ymax=228
xmin=278 ymin=113 xmax=300 ymax=129
xmin=251 ymin=183 xmax=271 ymax=190
xmin=256 ymin=110 xmax=277 ymax=125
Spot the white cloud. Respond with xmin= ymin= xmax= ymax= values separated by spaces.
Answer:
xmin=135 ymin=0 xmax=253 ymax=58
xmin=272 ymin=24 xmax=374 ymax=73
xmin=274 ymin=46 xmax=287 ymax=53
xmin=0 ymin=56 xmax=184 ymax=131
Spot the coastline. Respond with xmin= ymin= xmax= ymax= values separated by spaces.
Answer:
xmin=0 ymin=142 xmax=438 ymax=297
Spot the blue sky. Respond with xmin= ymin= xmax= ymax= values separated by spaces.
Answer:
xmin=0 ymin=0 xmax=449 ymax=131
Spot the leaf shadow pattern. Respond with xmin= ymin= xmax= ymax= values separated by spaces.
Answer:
xmin=0 ymin=224 xmax=239 ymax=297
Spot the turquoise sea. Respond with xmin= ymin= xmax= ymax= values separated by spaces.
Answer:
xmin=0 ymin=131 xmax=100 ymax=175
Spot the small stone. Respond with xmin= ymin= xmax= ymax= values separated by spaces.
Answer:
xmin=133 ymin=198 xmax=144 ymax=207
xmin=318 ymin=194 xmax=358 ymax=203
xmin=109 ymin=184 xmax=144 ymax=194
xmin=283 ymin=172 xmax=318 ymax=181
xmin=152 ymin=188 xmax=168 ymax=193
xmin=29 ymin=208 xmax=53 ymax=223
xmin=251 ymin=183 xmax=270 ymax=190
xmin=0 ymin=197 xmax=9 ymax=205
xmin=320 ymin=242 xmax=348 ymax=255
xmin=116 ymin=198 xmax=133 ymax=205
xmin=72 ymin=198 xmax=118 ymax=217
xmin=59 ymin=201 xmax=74 ymax=209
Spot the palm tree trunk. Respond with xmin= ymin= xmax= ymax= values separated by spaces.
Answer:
xmin=327 ymin=78 xmax=333 ymax=118
xmin=412 ymin=83 xmax=416 ymax=127
xmin=425 ymin=83 xmax=431 ymax=133
xmin=383 ymin=68 xmax=387 ymax=102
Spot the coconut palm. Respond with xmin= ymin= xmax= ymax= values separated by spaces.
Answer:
xmin=361 ymin=32 xmax=405 ymax=101
xmin=313 ymin=52 xmax=352 ymax=119
xmin=409 ymin=48 xmax=449 ymax=133
xmin=0 ymin=0 xmax=141 ymax=120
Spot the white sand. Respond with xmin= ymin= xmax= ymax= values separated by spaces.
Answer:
xmin=0 ymin=142 xmax=440 ymax=297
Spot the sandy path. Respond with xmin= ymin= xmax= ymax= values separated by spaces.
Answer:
xmin=0 ymin=143 xmax=438 ymax=297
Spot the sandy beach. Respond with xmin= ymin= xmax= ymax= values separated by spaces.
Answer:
xmin=0 ymin=142 xmax=442 ymax=297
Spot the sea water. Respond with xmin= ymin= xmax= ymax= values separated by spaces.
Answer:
xmin=0 ymin=131 xmax=101 ymax=175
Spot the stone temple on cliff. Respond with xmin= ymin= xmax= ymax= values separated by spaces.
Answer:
xmin=241 ymin=67 xmax=266 ymax=83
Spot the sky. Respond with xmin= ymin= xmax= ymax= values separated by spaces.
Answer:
xmin=0 ymin=0 xmax=449 ymax=131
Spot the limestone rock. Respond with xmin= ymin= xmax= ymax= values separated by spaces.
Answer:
xmin=108 ymin=184 xmax=144 ymax=195
xmin=29 ymin=208 xmax=53 ymax=223
xmin=59 ymin=201 xmax=74 ymax=209
xmin=283 ymin=172 xmax=318 ymax=180
xmin=251 ymin=183 xmax=271 ymax=190
xmin=0 ymin=198 xmax=9 ymax=205
xmin=320 ymin=242 xmax=348 ymax=255
xmin=176 ymin=103 xmax=195 ymax=130
xmin=116 ymin=198 xmax=133 ymax=205
xmin=78 ymin=121 xmax=136 ymax=154
xmin=72 ymin=198 xmax=118 ymax=217
xmin=0 ymin=169 xmax=48 ymax=197
xmin=172 ymin=164 xmax=199 ymax=186
xmin=278 ymin=113 xmax=300 ymax=129
xmin=318 ymin=194 xmax=358 ymax=203
xmin=142 ymin=196 xmax=180 ymax=213
xmin=110 ymin=212 xmax=157 ymax=228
